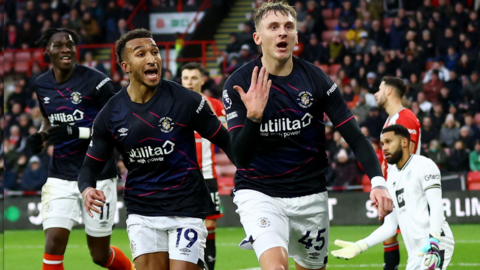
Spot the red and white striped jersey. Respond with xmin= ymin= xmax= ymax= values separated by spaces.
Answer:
xmin=382 ymin=107 xmax=421 ymax=176
xmin=195 ymin=96 xmax=226 ymax=179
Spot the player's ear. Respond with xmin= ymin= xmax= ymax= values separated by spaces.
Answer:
xmin=253 ymin=32 xmax=262 ymax=46
xmin=402 ymin=138 xmax=409 ymax=148
xmin=201 ymin=75 xmax=206 ymax=86
xmin=120 ymin=61 xmax=131 ymax=74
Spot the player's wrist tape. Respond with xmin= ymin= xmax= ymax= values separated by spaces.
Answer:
xmin=371 ymin=176 xmax=387 ymax=188
xmin=355 ymin=240 xmax=369 ymax=252
xmin=78 ymin=127 xmax=91 ymax=139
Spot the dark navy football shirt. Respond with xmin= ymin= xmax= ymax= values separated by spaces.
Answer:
xmin=35 ymin=65 xmax=117 ymax=181
xmin=86 ymin=79 xmax=221 ymax=218
xmin=223 ymin=56 xmax=353 ymax=197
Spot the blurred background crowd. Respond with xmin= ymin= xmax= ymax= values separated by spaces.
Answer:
xmin=3 ymin=0 xmax=480 ymax=192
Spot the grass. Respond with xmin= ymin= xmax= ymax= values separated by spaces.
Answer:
xmin=4 ymin=224 xmax=480 ymax=270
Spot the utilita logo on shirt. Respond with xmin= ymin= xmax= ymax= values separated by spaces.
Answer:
xmin=127 ymin=141 xmax=175 ymax=164
xmin=48 ymin=109 xmax=84 ymax=125
xmin=260 ymin=113 xmax=313 ymax=138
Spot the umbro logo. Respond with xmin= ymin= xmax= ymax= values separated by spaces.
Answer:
xmin=44 ymin=97 xmax=50 ymax=104
xmin=118 ymin=128 xmax=128 ymax=136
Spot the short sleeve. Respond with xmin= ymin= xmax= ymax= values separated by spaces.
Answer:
xmin=211 ymin=98 xmax=226 ymax=123
xmin=315 ymin=70 xmax=353 ymax=126
xmin=94 ymin=77 xmax=115 ymax=109
xmin=395 ymin=114 xmax=421 ymax=150
xmin=86 ymin=110 xmax=115 ymax=162
xmin=192 ymin=95 xmax=223 ymax=139
xmin=223 ymin=74 xmax=249 ymax=132
xmin=420 ymin=158 xmax=442 ymax=192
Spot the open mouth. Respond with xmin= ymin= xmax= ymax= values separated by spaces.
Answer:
xmin=277 ymin=41 xmax=288 ymax=49
xmin=144 ymin=68 xmax=158 ymax=81
xmin=384 ymin=153 xmax=391 ymax=159
xmin=60 ymin=56 xmax=72 ymax=63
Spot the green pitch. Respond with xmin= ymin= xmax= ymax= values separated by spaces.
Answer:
xmin=4 ymin=225 xmax=479 ymax=270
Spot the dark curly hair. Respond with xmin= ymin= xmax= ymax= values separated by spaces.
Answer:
xmin=115 ymin=28 xmax=154 ymax=64
xmin=36 ymin=28 xmax=79 ymax=50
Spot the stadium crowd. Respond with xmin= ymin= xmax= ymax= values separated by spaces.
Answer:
xmin=3 ymin=0 xmax=480 ymax=191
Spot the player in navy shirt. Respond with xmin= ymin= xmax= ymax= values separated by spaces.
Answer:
xmin=78 ymin=29 xmax=232 ymax=270
xmin=26 ymin=29 xmax=133 ymax=270
xmin=223 ymin=2 xmax=393 ymax=270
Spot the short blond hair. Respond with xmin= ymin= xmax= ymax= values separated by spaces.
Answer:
xmin=253 ymin=1 xmax=297 ymax=30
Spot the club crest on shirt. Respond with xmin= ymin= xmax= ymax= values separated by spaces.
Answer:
xmin=257 ymin=217 xmax=270 ymax=228
xmin=70 ymin=92 xmax=83 ymax=104
xmin=297 ymin=91 xmax=314 ymax=108
xmin=159 ymin=117 xmax=174 ymax=133
xmin=222 ymin=89 xmax=232 ymax=110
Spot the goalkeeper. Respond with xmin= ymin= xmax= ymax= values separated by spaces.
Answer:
xmin=332 ymin=125 xmax=455 ymax=270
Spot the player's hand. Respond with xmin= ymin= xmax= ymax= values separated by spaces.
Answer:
xmin=82 ymin=187 xmax=106 ymax=218
xmin=48 ymin=124 xmax=79 ymax=144
xmin=26 ymin=132 xmax=47 ymax=154
xmin=370 ymin=186 xmax=393 ymax=221
xmin=233 ymin=66 xmax=271 ymax=122
xmin=331 ymin=239 xmax=368 ymax=260
xmin=417 ymin=236 xmax=441 ymax=269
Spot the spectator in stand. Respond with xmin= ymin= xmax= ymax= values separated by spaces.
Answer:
xmin=456 ymin=54 xmax=475 ymax=77
xmin=445 ymin=70 xmax=462 ymax=103
xmin=341 ymin=55 xmax=355 ymax=79
xmin=82 ymin=51 xmax=107 ymax=74
xmin=304 ymin=13 xmax=325 ymax=37
xmin=336 ymin=0 xmax=357 ymax=31
xmin=51 ymin=10 xmax=62 ymax=28
xmin=18 ymin=113 xmax=32 ymax=138
xmin=469 ymin=140 xmax=480 ymax=171
xmin=238 ymin=22 xmax=255 ymax=52
xmin=369 ymin=20 xmax=388 ymax=49
xmin=327 ymin=31 xmax=347 ymax=64
xmin=423 ymin=70 xmax=444 ymax=103
xmin=384 ymin=0 xmax=403 ymax=18
xmin=355 ymin=32 xmax=375 ymax=54
xmin=438 ymin=28 xmax=458 ymax=57
xmin=423 ymin=62 xmax=450 ymax=83
xmin=415 ymin=10 xmax=427 ymax=29
xmin=400 ymin=52 xmax=421 ymax=79
xmin=17 ymin=21 xmax=36 ymax=48
xmin=332 ymin=148 xmax=358 ymax=188
xmin=419 ymin=29 xmax=436 ymax=61
xmin=443 ymin=46 xmax=460 ymax=71
xmin=388 ymin=17 xmax=405 ymax=51
xmin=40 ymin=0 xmax=53 ymax=21
xmin=69 ymin=8 xmax=82 ymax=32
xmin=237 ymin=44 xmax=254 ymax=66
xmin=421 ymin=116 xmax=438 ymax=148
xmin=88 ymin=0 xmax=106 ymax=28
xmin=352 ymin=93 xmax=370 ymax=123
xmin=80 ymin=11 xmax=101 ymax=43
xmin=431 ymin=102 xmax=446 ymax=130
xmin=460 ymin=125 xmax=476 ymax=150
xmin=5 ymin=24 xmax=20 ymax=49
xmin=21 ymin=156 xmax=48 ymax=191
xmin=440 ymin=113 xmax=461 ymax=148
xmin=24 ymin=0 xmax=37 ymax=24
xmin=364 ymin=71 xmax=379 ymax=93
xmin=347 ymin=19 xmax=368 ymax=44
xmin=462 ymin=71 xmax=480 ymax=99
xmin=426 ymin=139 xmax=448 ymax=170
xmin=226 ymin=33 xmax=242 ymax=57
xmin=51 ymin=0 xmax=70 ymax=17
xmin=343 ymin=84 xmax=358 ymax=109
xmin=409 ymin=72 xmax=423 ymax=94
xmin=108 ymin=18 xmax=129 ymax=44
xmin=360 ymin=53 xmax=376 ymax=74
xmin=7 ymin=83 xmax=28 ymax=113
xmin=431 ymin=10 xmax=448 ymax=32
xmin=417 ymin=91 xmax=432 ymax=113
xmin=405 ymin=20 xmax=421 ymax=42
xmin=418 ymin=0 xmax=435 ymax=19
xmin=302 ymin=34 xmax=324 ymax=64
xmin=448 ymin=140 xmax=470 ymax=172
xmin=438 ymin=0 xmax=454 ymax=19
xmin=297 ymin=21 xmax=310 ymax=46
xmin=361 ymin=107 xmax=384 ymax=139
xmin=294 ymin=1 xmax=307 ymax=22
xmin=357 ymin=0 xmax=379 ymax=21
xmin=460 ymin=39 xmax=478 ymax=63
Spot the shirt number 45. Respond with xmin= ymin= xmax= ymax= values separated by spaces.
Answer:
xmin=298 ymin=229 xmax=326 ymax=251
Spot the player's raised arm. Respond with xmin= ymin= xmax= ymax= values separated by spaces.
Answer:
xmin=223 ymin=66 xmax=271 ymax=167
xmin=331 ymin=208 xmax=399 ymax=260
xmin=77 ymin=113 xmax=113 ymax=217
xmin=321 ymin=77 xmax=392 ymax=220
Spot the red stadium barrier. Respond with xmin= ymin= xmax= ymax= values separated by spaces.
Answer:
xmin=467 ymin=171 xmax=480 ymax=190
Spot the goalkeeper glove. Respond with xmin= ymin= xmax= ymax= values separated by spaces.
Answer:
xmin=331 ymin=239 xmax=369 ymax=260
xmin=417 ymin=234 xmax=441 ymax=270
xmin=27 ymin=132 xmax=47 ymax=154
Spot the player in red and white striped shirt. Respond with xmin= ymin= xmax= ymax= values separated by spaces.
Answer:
xmin=181 ymin=62 xmax=226 ymax=270
xmin=375 ymin=76 xmax=421 ymax=270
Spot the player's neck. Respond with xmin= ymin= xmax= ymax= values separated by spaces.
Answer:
xmin=386 ymin=99 xmax=403 ymax=118
xmin=127 ymin=81 xmax=157 ymax=104
xmin=261 ymin=55 xmax=293 ymax=76
xmin=396 ymin=152 xmax=411 ymax=170
xmin=52 ymin=65 xmax=75 ymax=84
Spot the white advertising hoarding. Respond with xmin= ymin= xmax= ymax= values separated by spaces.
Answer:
xmin=150 ymin=12 xmax=205 ymax=34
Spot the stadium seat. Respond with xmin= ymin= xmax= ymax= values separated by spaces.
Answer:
xmin=329 ymin=64 xmax=341 ymax=76
xmin=325 ymin=19 xmax=339 ymax=30
xmin=321 ymin=9 xmax=333 ymax=19
xmin=321 ymin=30 xmax=335 ymax=42
xmin=340 ymin=30 xmax=348 ymax=40
xmin=215 ymin=152 xmax=231 ymax=166
xmin=362 ymin=174 xmax=371 ymax=192
xmin=14 ymin=62 xmax=29 ymax=73
xmin=4 ymin=51 xmax=13 ymax=63
xmin=333 ymin=8 xmax=342 ymax=18
xmin=425 ymin=61 xmax=435 ymax=71
xmin=217 ymin=164 xmax=236 ymax=177
xmin=383 ymin=18 xmax=394 ymax=29
xmin=4 ymin=61 xmax=12 ymax=74
xmin=217 ymin=177 xmax=234 ymax=195
xmin=318 ymin=64 xmax=329 ymax=74
xmin=15 ymin=51 xmax=32 ymax=62
xmin=32 ymin=50 xmax=43 ymax=59
xmin=467 ymin=171 xmax=480 ymax=190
